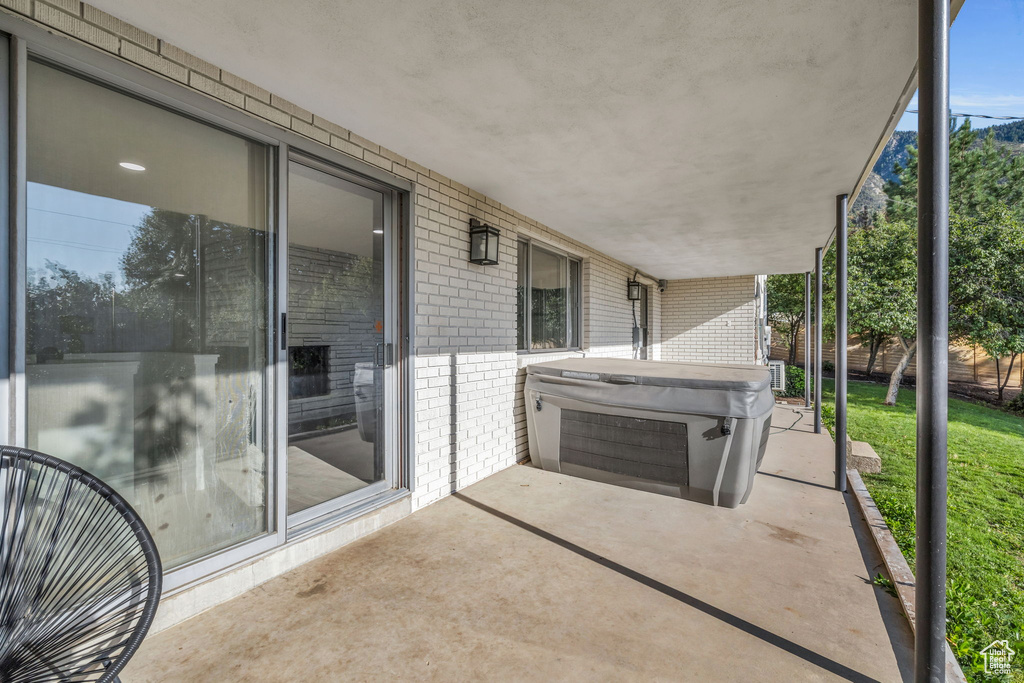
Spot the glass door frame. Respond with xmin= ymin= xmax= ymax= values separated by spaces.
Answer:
xmin=280 ymin=150 xmax=402 ymax=535
xmin=3 ymin=15 xmax=414 ymax=595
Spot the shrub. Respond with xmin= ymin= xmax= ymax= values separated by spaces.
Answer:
xmin=778 ymin=365 xmax=805 ymax=398
xmin=1006 ymin=392 xmax=1024 ymax=415
xmin=821 ymin=401 xmax=836 ymax=437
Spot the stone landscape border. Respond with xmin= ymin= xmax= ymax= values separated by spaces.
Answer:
xmin=847 ymin=469 xmax=967 ymax=682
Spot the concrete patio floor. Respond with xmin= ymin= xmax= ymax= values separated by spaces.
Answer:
xmin=124 ymin=405 xmax=913 ymax=682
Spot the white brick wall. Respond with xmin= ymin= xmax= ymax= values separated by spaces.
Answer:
xmin=411 ymin=201 xmax=666 ymax=504
xmin=661 ymin=276 xmax=759 ymax=364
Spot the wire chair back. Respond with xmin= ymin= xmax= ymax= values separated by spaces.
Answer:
xmin=0 ymin=446 xmax=162 ymax=683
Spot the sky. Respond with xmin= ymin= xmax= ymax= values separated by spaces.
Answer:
xmin=27 ymin=183 xmax=149 ymax=285
xmin=895 ymin=0 xmax=1024 ymax=130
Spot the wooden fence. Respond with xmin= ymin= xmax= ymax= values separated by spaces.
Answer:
xmin=771 ymin=330 xmax=1024 ymax=391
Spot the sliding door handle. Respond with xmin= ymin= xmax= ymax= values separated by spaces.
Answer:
xmin=375 ymin=342 xmax=394 ymax=368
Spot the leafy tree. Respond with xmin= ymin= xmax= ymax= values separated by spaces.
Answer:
xmin=27 ymin=262 xmax=115 ymax=355
xmin=120 ymin=208 xmax=272 ymax=354
xmin=849 ymin=207 xmax=878 ymax=230
xmin=866 ymin=119 xmax=1024 ymax=404
xmin=121 ymin=209 xmax=203 ymax=351
xmin=951 ymin=210 xmax=1024 ymax=402
xmin=844 ymin=219 xmax=919 ymax=404
xmin=841 ymin=230 xmax=893 ymax=377
xmin=766 ymin=273 xmax=807 ymax=365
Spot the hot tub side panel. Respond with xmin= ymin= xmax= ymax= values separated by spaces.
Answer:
xmin=524 ymin=375 xmax=769 ymax=507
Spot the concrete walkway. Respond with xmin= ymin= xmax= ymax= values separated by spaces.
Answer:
xmin=124 ymin=406 xmax=913 ymax=682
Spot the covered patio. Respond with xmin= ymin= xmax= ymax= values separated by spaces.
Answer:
xmin=0 ymin=0 xmax=967 ymax=678
xmin=123 ymin=406 xmax=913 ymax=682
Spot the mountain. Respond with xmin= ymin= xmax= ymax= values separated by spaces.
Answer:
xmin=851 ymin=118 xmax=1024 ymax=217
xmin=991 ymin=119 xmax=1024 ymax=145
xmin=851 ymin=170 xmax=888 ymax=216
xmin=873 ymin=129 xmax=919 ymax=183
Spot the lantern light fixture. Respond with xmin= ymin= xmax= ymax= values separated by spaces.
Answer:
xmin=469 ymin=218 xmax=500 ymax=265
xmin=627 ymin=276 xmax=642 ymax=301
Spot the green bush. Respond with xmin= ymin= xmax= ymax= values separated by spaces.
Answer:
xmin=1006 ymin=392 xmax=1024 ymax=415
xmin=820 ymin=401 xmax=836 ymax=437
xmin=778 ymin=365 xmax=805 ymax=398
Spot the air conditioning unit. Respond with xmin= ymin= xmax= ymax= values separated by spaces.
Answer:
xmin=768 ymin=360 xmax=786 ymax=392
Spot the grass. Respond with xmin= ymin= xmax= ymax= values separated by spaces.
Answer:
xmin=822 ymin=379 xmax=1024 ymax=681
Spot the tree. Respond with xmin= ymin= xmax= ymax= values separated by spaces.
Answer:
xmin=860 ymin=330 xmax=890 ymax=377
xmin=27 ymin=262 xmax=116 ymax=355
xmin=838 ymin=228 xmax=892 ymax=377
xmin=849 ymin=207 xmax=878 ymax=230
xmin=766 ymin=273 xmax=807 ymax=365
xmin=120 ymin=208 xmax=272 ymax=354
xmin=886 ymin=119 xmax=1024 ymax=222
xmin=951 ymin=210 xmax=1024 ymax=402
xmin=121 ymin=209 xmax=203 ymax=351
xmin=874 ymin=119 xmax=1024 ymax=403
xmin=844 ymin=219 xmax=919 ymax=404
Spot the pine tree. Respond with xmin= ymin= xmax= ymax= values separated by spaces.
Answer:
xmin=885 ymin=119 xmax=1024 ymax=221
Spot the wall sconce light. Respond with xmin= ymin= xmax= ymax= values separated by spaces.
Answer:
xmin=627 ymin=276 xmax=642 ymax=301
xmin=469 ymin=218 xmax=500 ymax=265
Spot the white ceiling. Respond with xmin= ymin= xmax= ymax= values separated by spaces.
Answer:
xmin=92 ymin=0 xmax=936 ymax=279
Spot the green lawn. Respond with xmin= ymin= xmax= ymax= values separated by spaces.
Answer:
xmin=823 ymin=379 xmax=1024 ymax=681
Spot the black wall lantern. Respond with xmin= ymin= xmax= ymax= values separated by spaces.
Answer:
xmin=469 ymin=219 xmax=500 ymax=265
xmin=627 ymin=275 xmax=642 ymax=301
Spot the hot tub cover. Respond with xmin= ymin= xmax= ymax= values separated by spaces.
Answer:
xmin=525 ymin=358 xmax=774 ymax=419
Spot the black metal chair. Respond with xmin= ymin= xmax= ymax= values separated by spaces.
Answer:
xmin=0 ymin=446 xmax=162 ymax=682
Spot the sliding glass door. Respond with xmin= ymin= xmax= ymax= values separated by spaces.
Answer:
xmin=285 ymin=157 xmax=396 ymax=525
xmin=25 ymin=60 xmax=272 ymax=569
xmin=17 ymin=52 xmax=405 ymax=579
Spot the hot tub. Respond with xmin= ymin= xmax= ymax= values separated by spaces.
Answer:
xmin=524 ymin=358 xmax=774 ymax=507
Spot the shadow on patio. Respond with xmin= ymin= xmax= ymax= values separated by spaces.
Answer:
xmin=124 ymin=406 xmax=912 ymax=682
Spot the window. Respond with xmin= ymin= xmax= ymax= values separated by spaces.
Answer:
xmin=516 ymin=239 xmax=581 ymax=351
xmin=25 ymin=60 xmax=271 ymax=569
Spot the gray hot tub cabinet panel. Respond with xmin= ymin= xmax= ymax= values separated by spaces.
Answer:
xmin=524 ymin=358 xmax=774 ymax=507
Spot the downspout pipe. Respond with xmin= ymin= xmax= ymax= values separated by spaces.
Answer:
xmin=916 ymin=0 xmax=950 ymax=679
xmin=813 ymin=248 xmax=823 ymax=434
xmin=835 ymin=193 xmax=848 ymax=493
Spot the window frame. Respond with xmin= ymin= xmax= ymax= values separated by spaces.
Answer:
xmin=516 ymin=237 xmax=582 ymax=353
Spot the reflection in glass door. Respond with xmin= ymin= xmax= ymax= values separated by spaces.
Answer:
xmin=286 ymin=160 xmax=391 ymax=519
xmin=24 ymin=60 xmax=271 ymax=570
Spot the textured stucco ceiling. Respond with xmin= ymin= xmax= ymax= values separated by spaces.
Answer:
xmin=91 ymin=0 xmax=936 ymax=279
